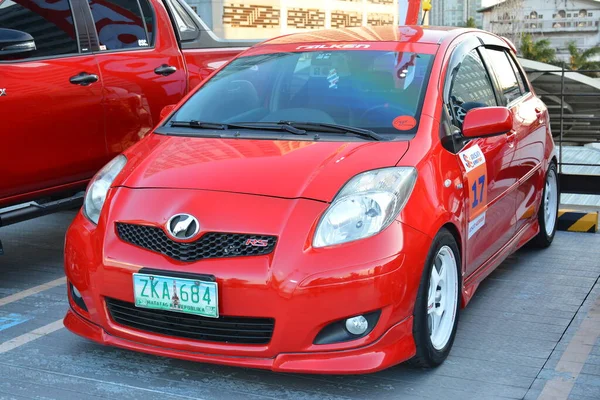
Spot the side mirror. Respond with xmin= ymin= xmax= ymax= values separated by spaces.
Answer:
xmin=0 ymin=28 xmax=36 ymax=56
xmin=462 ymin=107 xmax=513 ymax=138
xmin=160 ymin=104 xmax=177 ymax=120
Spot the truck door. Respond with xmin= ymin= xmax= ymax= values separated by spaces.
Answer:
xmin=0 ymin=0 xmax=106 ymax=204
xmin=82 ymin=0 xmax=187 ymax=157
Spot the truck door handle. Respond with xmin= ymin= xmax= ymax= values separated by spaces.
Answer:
xmin=70 ymin=72 xmax=98 ymax=86
xmin=154 ymin=64 xmax=177 ymax=76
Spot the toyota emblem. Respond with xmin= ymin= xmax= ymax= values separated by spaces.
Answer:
xmin=166 ymin=214 xmax=200 ymax=240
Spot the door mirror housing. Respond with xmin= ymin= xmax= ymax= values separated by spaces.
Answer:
xmin=462 ymin=107 xmax=513 ymax=138
xmin=0 ymin=28 xmax=36 ymax=56
xmin=160 ymin=104 xmax=177 ymax=121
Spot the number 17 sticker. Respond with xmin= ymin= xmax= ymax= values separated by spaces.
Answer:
xmin=459 ymin=144 xmax=488 ymax=238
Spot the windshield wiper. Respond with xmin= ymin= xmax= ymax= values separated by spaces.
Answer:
xmin=171 ymin=120 xmax=227 ymax=130
xmin=276 ymin=121 xmax=385 ymax=141
xmin=170 ymin=120 xmax=307 ymax=135
xmin=227 ymin=122 xmax=307 ymax=135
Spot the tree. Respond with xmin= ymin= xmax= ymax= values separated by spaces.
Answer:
xmin=465 ymin=17 xmax=477 ymax=28
xmin=566 ymin=42 xmax=600 ymax=73
xmin=519 ymin=33 xmax=556 ymax=64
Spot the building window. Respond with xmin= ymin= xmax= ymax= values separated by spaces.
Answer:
xmin=556 ymin=10 xmax=565 ymax=18
xmin=588 ymin=12 xmax=593 ymax=17
xmin=579 ymin=10 xmax=587 ymax=17
xmin=530 ymin=11 xmax=538 ymax=19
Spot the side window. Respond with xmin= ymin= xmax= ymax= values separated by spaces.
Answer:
xmin=506 ymin=51 xmax=529 ymax=93
xmin=485 ymin=48 xmax=522 ymax=104
xmin=449 ymin=49 xmax=497 ymax=126
xmin=88 ymin=0 xmax=155 ymax=51
xmin=165 ymin=0 xmax=199 ymax=42
xmin=0 ymin=0 xmax=79 ymax=61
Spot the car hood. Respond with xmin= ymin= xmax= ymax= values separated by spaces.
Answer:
xmin=120 ymin=135 xmax=410 ymax=202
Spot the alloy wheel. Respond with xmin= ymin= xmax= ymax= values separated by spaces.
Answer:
xmin=428 ymin=245 xmax=459 ymax=350
xmin=544 ymin=168 xmax=558 ymax=236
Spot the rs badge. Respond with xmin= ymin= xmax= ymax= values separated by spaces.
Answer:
xmin=245 ymin=239 xmax=269 ymax=247
xmin=0 ymin=89 xmax=6 ymax=96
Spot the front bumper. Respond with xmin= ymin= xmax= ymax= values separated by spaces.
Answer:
xmin=64 ymin=308 xmax=414 ymax=374
xmin=64 ymin=188 xmax=431 ymax=374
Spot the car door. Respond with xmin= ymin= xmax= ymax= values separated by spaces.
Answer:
xmin=82 ymin=0 xmax=187 ymax=156
xmin=447 ymin=47 xmax=519 ymax=277
xmin=0 ymin=0 xmax=106 ymax=203
xmin=483 ymin=47 xmax=548 ymax=234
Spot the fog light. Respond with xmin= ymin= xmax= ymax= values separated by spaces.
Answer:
xmin=345 ymin=315 xmax=369 ymax=335
xmin=69 ymin=282 xmax=88 ymax=312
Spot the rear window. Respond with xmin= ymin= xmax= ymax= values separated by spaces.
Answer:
xmin=173 ymin=50 xmax=434 ymax=136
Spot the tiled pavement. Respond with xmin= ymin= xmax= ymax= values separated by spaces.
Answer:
xmin=0 ymin=211 xmax=599 ymax=400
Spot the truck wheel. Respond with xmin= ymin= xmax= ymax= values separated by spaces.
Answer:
xmin=409 ymin=228 xmax=461 ymax=368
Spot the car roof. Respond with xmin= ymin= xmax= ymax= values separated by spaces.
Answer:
xmin=256 ymin=25 xmax=469 ymax=47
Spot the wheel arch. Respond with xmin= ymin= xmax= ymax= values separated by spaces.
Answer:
xmin=440 ymin=221 xmax=466 ymax=308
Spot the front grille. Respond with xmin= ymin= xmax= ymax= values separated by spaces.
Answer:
xmin=106 ymin=298 xmax=275 ymax=344
xmin=116 ymin=223 xmax=277 ymax=262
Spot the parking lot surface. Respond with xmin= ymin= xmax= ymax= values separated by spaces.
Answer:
xmin=0 ymin=211 xmax=599 ymax=400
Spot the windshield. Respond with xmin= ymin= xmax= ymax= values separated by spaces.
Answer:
xmin=171 ymin=50 xmax=434 ymax=136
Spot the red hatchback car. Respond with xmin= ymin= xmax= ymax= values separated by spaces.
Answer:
xmin=63 ymin=26 xmax=558 ymax=374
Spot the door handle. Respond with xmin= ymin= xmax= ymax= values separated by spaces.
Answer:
xmin=506 ymin=132 xmax=517 ymax=148
xmin=154 ymin=64 xmax=177 ymax=76
xmin=69 ymin=72 xmax=99 ymax=86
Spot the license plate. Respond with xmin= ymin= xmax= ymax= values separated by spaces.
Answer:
xmin=132 ymin=273 xmax=218 ymax=318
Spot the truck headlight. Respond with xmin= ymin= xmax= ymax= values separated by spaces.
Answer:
xmin=313 ymin=167 xmax=417 ymax=248
xmin=83 ymin=155 xmax=127 ymax=224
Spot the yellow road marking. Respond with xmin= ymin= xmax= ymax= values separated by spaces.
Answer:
xmin=538 ymin=295 xmax=600 ymax=399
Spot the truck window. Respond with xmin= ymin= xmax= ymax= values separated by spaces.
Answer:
xmin=0 ymin=0 xmax=79 ymax=61
xmin=88 ymin=0 xmax=155 ymax=51
xmin=165 ymin=0 xmax=199 ymax=42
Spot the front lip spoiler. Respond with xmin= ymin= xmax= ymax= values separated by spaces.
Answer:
xmin=63 ymin=308 xmax=416 ymax=374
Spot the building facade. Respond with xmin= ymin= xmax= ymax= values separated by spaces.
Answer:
xmin=184 ymin=0 xmax=399 ymax=40
xmin=479 ymin=0 xmax=600 ymax=62
xmin=428 ymin=0 xmax=483 ymax=28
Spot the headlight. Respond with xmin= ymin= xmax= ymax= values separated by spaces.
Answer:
xmin=83 ymin=155 xmax=127 ymax=224
xmin=313 ymin=167 xmax=417 ymax=248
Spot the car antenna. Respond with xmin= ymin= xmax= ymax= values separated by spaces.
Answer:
xmin=421 ymin=0 xmax=432 ymax=25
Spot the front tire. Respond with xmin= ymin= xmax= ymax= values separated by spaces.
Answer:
xmin=409 ymin=228 xmax=461 ymax=368
xmin=531 ymin=162 xmax=559 ymax=248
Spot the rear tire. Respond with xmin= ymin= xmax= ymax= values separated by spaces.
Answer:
xmin=530 ymin=162 xmax=559 ymax=248
xmin=409 ymin=228 xmax=461 ymax=368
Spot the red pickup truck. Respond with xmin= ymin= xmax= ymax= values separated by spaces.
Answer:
xmin=0 ymin=0 xmax=253 ymax=227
